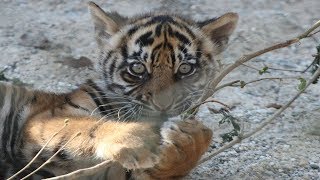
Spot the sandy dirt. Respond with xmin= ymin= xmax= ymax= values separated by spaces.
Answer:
xmin=1 ymin=0 xmax=320 ymax=179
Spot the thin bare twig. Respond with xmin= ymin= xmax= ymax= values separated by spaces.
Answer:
xmin=300 ymin=20 xmax=320 ymax=38
xmin=21 ymin=132 xmax=81 ymax=180
xmin=44 ymin=160 xmax=113 ymax=180
xmin=241 ymin=63 xmax=305 ymax=73
xmin=215 ymin=80 xmax=240 ymax=91
xmin=238 ymin=76 xmax=301 ymax=87
xmin=241 ymin=64 xmax=261 ymax=71
xmin=198 ymin=67 xmax=320 ymax=165
xmin=8 ymin=120 xmax=69 ymax=180
xmin=215 ymin=76 xmax=301 ymax=92
xmin=190 ymin=100 xmax=230 ymax=111
xmin=194 ymin=19 xmax=320 ymax=107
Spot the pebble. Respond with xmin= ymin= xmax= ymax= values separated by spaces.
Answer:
xmin=310 ymin=164 xmax=319 ymax=169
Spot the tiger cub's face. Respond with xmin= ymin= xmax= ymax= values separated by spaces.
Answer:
xmin=89 ymin=2 xmax=238 ymax=118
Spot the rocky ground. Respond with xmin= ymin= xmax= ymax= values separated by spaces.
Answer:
xmin=1 ymin=0 xmax=320 ymax=179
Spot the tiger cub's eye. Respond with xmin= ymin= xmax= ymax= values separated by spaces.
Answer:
xmin=129 ymin=63 xmax=146 ymax=75
xmin=178 ymin=63 xmax=193 ymax=75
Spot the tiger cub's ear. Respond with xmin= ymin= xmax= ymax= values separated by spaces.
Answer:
xmin=198 ymin=13 xmax=238 ymax=54
xmin=88 ymin=1 xmax=127 ymax=48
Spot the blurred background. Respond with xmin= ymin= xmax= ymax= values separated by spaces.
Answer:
xmin=0 ymin=0 xmax=320 ymax=179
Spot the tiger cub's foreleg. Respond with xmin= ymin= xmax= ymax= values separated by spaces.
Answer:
xmin=23 ymin=116 xmax=160 ymax=171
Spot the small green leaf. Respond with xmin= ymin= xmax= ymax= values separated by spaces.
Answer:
xmin=219 ymin=116 xmax=228 ymax=125
xmin=298 ymin=78 xmax=307 ymax=91
xmin=259 ymin=66 xmax=269 ymax=75
xmin=221 ymin=133 xmax=234 ymax=142
xmin=221 ymin=129 xmax=239 ymax=143
xmin=231 ymin=120 xmax=241 ymax=132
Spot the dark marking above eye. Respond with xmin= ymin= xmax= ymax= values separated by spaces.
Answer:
xmin=128 ymin=26 xmax=139 ymax=36
xmin=135 ymin=31 xmax=154 ymax=46
xmin=130 ymin=49 xmax=143 ymax=60
xmin=174 ymin=31 xmax=190 ymax=44
xmin=178 ymin=45 xmax=188 ymax=54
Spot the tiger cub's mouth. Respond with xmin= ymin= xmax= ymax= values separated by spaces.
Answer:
xmin=136 ymin=92 xmax=200 ymax=119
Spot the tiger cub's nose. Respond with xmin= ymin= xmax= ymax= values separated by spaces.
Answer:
xmin=152 ymin=91 xmax=174 ymax=111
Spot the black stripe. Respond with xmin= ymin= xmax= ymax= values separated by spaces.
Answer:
xmin=121 ymin=45 xmax=128 ymax=59
xmin=128 ymin=26 xmax=139 ymax=36
xmin=107 ymin=83 xmax=126 ymax=94
xmin=64 ymin=96 xmax=90 ymax=112
xmin=36 ymin=169 xmax=56 ymax=178
xmin=174 ymin=31 xmax=190 ymax=44
xmin=155 ymin=24 xmax=162 ymax=36
xmin=196 ymin=47 xmax=202 ymax=59
xmin=124 ymin=84 xmax=142 ymax=96
xmin=182 ymin=24 xmax=196 ymax=39
xmin=84 ymin=81 xmax=109 ymax=115
xmin=150 ymin=43 xmax=162 ymax=62
xmin=102 ymin=52 xmax=114 ymax=85
xmin=10 ymin=107 xmax=25 ymax=161
xmin=167 ymin=24 xmax=173 ymax=36
xmin=2 ymin=111 xmax=13 ymax=160
xmin=108 ymin=59 xmax=116 ymax=78
xmin=135 ymin=31 xmax=154 ymax=46
xmin=130 ymin=49 xmax=143 ymax=60
xmin=102 ymin=51 xmax=112 ymax=70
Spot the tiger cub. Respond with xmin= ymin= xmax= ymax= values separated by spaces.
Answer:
xmin=0 ymin=1 xmax=238 ymax=179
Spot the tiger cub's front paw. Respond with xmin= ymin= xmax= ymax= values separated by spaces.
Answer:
xmin=143 ymin=119 xmax=212 ymax=178
xmin=162 ymin=119 xmax=212 ymax=153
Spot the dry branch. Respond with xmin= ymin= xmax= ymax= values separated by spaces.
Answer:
xmin=21 ymin=132 xmax=81 ymax=180
xmin=199 ymin=67 xmax=320 ymax=165
xmin=44 ymin=160 xmax=113 ymax=180
xmin=194 ymin=19 xmax=320 ymax=165
xmin=193 ymin=19 xmax=320 ymax=107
